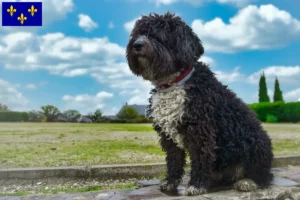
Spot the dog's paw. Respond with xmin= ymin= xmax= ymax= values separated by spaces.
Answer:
xmin=184 ymin=186 xmax=207 ymax=196
xmin=234 ymin=179 xmax=258 ymax=192
xmin=159 ymin=179 xmax=180 ymax=192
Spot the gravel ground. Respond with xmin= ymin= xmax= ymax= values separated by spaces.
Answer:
xmin=0 ymin=178 xmax=142 ymax=196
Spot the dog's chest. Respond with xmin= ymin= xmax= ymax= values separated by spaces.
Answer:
xmin=150 ymin=87 xmax=186 ymax=149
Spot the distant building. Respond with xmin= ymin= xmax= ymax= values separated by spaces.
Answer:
xmin=77 ymin=115 xmax=93 ymax=123
xmin=118 ymin=102 xmax=147 ymax=117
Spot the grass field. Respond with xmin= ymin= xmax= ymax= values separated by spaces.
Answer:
xmin=0 ymin=122 xmax=300 ymax=168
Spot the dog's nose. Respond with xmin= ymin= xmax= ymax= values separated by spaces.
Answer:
xmin=133 ymin=39 xmax=145 ymax=51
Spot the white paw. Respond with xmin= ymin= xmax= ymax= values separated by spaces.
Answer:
xmin=184 ymin=186 xmax=207 ymax=196
xmin=234 ymin=179 xmax=258 ymax=192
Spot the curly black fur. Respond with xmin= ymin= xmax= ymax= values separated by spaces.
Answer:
xmin=126 ymin=12 xmax=273 ymax=196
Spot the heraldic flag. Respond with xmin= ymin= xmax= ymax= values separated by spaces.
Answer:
xmin=2 ymin=2 xmax=42 ymax=26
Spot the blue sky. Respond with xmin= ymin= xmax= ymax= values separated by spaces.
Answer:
xmin=0 ymin=0 xmax=300 ymax=115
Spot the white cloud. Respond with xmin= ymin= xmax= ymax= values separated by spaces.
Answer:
xmin=284 ymin=88 xmax=300 ymax=102
xmin=63 ymin=68 xmax=88 ymax=77
xmin=0 ymin=30 xmax=156 ymax=110
xmin=108 ymin=21 xmax=114 ymax=29
xmin=216 ymin=0 xmax=254 ymax=7
xmin=124 ymin=17 xmax=140 ymax=33
xmin=0 ymin=0 xmax=74 ymax=31
xmin=25 ymin=84 xmax=37 ymax=89
xmin=62 ymin=91 xmax=113 ymax=114
xmin=192 ymin=4 xmax=300 ymax=53
xmin=0 ymin=32 xmax=125 ymax=73
xmin=0 ymin=78 xmax=28 ymax=110
xmin=248 ymin=66 xmax=300 ymax=85
xmin=78 ymin=14 xmax=98 ymax=32
xmin=127 ymin=81 xmax=152 ymax=105
xmin=214 ymin=67 xmax=245 ymax=83
xmin=149 ymin=0 xmax=254 ymax=7
xmin=198 ymin=56 xmax=216 ymax=67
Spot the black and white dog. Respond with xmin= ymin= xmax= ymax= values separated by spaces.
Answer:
xmin=126 ymin=12 xmax=273 ymax=196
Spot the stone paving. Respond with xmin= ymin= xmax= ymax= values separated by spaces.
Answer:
xmin=1 ymin=166 xmax=300 ymax=200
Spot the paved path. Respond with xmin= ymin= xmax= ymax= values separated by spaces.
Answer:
xmin=1 ymin=166 xmax=300 ymax=200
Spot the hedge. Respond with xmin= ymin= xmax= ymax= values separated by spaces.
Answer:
xmin=0 ymin=111 xmax=29 ymax=122
xmin=249 ymin=101 xmax=300 ymax=122
xmin=101 ymin=117 xmax=152 ymax=124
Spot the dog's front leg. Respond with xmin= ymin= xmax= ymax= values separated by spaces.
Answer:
xmin=184 ymin=125 xmax=216 ymax=196
xmin=159 ymin=133 xmax=186 ymax=192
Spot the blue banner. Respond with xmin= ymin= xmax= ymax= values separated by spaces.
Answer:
xmin=2 ymin=2 xmax=42 ymax=26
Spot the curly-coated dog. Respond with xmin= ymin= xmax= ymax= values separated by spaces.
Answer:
xmin=126 ymin=12 xmax=273 ymax=196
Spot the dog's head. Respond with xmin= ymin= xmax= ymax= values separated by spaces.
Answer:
xmin=126 ymin=12 xmax=204 ymax=84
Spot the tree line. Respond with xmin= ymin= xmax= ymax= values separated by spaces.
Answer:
xmin=0 ymin=104 xmax=151 ymax=123
xmin=259 ymin=73 xmax=284 ymax=103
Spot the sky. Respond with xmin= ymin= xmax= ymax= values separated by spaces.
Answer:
xmin=0 ymin=0 xmax=300 ymax=115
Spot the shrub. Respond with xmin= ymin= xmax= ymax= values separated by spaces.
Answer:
xmin=28 ymin=110 xmax=44 ymax=122
xmin=266 ymin=114 xmax=278 ymax=123
xmin=118 ymin=107 xmax=140 ymax=120
xmin=109 ymin=119 xmax=127 ymax=123
xmin=104 ymin=117 xmax=152 ymax=124
xmin=249 ymin=101 xmax=300 ymax=122
xmin=134 ymin=117 xmax=152 ymax=123
xmin=0 ymin=111 xmax=29 ymax=122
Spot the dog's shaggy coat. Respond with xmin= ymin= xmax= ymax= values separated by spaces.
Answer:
xmin=126 ymin=12 xmax=273 ymax=196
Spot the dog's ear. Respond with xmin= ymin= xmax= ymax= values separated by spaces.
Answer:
xmin=173 ymin=20 xmax=204 ymax=65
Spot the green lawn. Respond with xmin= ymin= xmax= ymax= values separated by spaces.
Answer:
xmin=0 ymin=123 xmax=299 ymax=168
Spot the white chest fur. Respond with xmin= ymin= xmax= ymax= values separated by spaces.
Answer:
xmin=149 ymin=86 xmax=187 ymax=149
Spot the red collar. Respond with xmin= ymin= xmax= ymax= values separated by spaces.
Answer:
xmin=157 ymin=67 xmax=193 ymax=89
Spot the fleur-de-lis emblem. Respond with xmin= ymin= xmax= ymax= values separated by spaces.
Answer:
xmin=28 ymin=5 xmax=38 ymax=16
xmin=17 ymin=13 xmax=27 ymax=24
xmin=7 ymin=5 xmax=16 ymax=16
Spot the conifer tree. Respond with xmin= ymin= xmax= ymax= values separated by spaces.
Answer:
xmin=273 ymin=77 xmax=284 ymax=102
xmin=258 ymin=73 xmax=270 ymax=102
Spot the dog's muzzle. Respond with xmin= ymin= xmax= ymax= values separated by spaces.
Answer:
xmin=132 ymin=36 xmax=148 ymax=55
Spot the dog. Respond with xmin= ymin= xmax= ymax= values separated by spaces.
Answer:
xmin=126 ymin=12 xmax=273 ymax=196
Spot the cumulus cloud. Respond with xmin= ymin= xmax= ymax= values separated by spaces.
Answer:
xmin=0 ymin=30 xmax=155 ymax=108
xmin=0 ymin=78 xmax=28 ymax=110
xmin=0 ymin=32 xmax=125 ymax=73
xmin=124 ymin=17 xmax=140 ymax=33
xmin=149 ymin=0 xmax=254 ymax=7
xmin=199 ymin=56 xmax=216 ymax=67
xmin=0 ymin=0 xmax=74 ymax=31
xmin=284 ymin=88 xmax=300 ymax=102
xmin=192 ymin=4 xmax=300 ymax=53
xmin=248 ymin=66 xmax=300 ymax=85
xmin=25 ymin=84 xmax=37 ymax=89
xmin=214 ymin=67 xmax=245 ymax=83
xmin=78 ymin=14 xmax=98 ymax=32
xmin=126 ymin=81 xmax=152 ymax=105
xmin=62 ymin=91 xmax=113 ymax=114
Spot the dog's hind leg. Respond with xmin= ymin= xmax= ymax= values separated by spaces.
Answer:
xmin=159 ymin=133 xmax=186 ymax=192
xmin=235 ymin=133 xmax=274 ymax=192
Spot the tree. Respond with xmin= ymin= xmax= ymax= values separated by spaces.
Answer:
xmin=40 ymin=105 xmax=61 ymax=122
xmin=118 ymin=107 xmax=140 ymax=120
xmin=258 ymin=73 xmax=270 ymax=103
xmin=0 ymin=103 xmax=9 ymax=112
xmin=87 ymin=109 xmax=102 ymax=122
xmin=62 ymin=110 xmax=81 ymax=122
xmin=28 ymin=110 xmax=44 ymax=122
xmin=273 ymin=77 xmax=284 ymax=102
